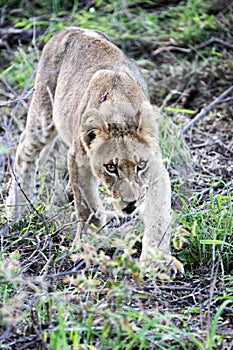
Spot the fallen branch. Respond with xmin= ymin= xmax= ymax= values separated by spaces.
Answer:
xmin=152 ymin=36 xmax=233 ymax=57
xmin=152 ymin=45 xmax=191 ymax=56
xmin=0 ymin=27 xmax=41 ymax=49
xmin=194 ymin=36 xmax=233 ymax=51
xmin=182 ymin=85 xmax=233 ymax=133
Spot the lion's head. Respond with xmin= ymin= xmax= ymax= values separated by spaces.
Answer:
xmin=80 ymin=101 xmax=160 ymax=215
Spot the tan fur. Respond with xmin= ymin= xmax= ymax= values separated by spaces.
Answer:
xmin=6 ymin=27 xmax=183 ymax=272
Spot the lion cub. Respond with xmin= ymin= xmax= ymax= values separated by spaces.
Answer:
xmin=6 ymin=27 xmax=183 ymax=272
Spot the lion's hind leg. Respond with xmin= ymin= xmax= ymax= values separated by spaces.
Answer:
xmin=6 ymin=96 xmax=57 ymax=220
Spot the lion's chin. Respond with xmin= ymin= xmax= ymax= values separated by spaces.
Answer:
xmin=122 ymin=201 xmax=137 ymax=215
xmin=120 ymin=199 xmax=146 ymax=217
xmin=104 ymin=196 xmax=147 ymax=217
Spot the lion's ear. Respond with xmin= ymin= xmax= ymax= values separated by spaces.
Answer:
xmin=137 ymin=102 xmax=159 ymax=142
xmin=81 ymin=109 xmax=108 ymax=150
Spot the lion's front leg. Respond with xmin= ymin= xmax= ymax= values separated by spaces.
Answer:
xmin=68 ymin=149 xmax=105 ymax=245
xmin=141 ymin=162 xmax=184 ymax=273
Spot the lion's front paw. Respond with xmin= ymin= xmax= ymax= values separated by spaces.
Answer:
xmin=140 ymin=251 xmax=184 ymax=276
xmin=165 ymin=256 xmax=184 ymax=274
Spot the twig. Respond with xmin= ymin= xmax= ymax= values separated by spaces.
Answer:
xmin=145 ymin=284 xmax=194 ymax=291
xmin=41 ymin=260 xmax=86 ymax=279
xmin=0 ymin=88 xmax=34 ymax=106
xmin=182 ymin=85 xmax=233 ymax=133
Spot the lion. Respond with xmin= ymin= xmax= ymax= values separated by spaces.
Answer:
xmin=6 ymin=27 xmax=183 ymax=273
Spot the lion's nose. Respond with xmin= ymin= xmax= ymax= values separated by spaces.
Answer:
xmin=123 ymin=201 xmax=137 ymax=215
xmin=117 ymin=179 xmax=138 ymax=203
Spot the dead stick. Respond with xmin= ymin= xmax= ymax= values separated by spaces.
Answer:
xmin=182 ymin=85 xmax=233 ymax=133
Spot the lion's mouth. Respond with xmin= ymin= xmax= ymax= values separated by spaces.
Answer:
xmin=122 ymin=201 xmax=137 ymax=215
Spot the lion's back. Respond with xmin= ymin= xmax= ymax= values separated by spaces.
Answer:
xmin=37 ymin=27 xmax=148 ymax=100
xmin=32 ymin=27 xmax=148 ymax=144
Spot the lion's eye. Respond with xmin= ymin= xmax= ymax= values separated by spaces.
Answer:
xmin=137 ymin=160 xmax=148 ymax=172
xmin=104 ymin=163 xmax=118 ymax=175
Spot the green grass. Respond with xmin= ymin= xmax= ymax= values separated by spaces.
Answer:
xmin=3 ymin=0 xmax=220 ymax=47
xmin=174 ymin=187 xmax=233 ymax=273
